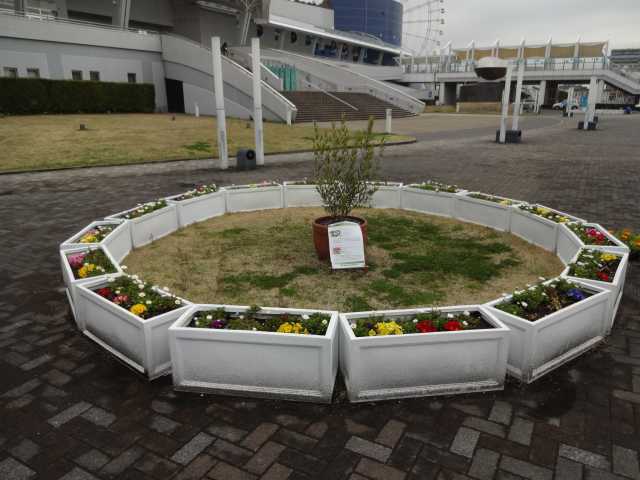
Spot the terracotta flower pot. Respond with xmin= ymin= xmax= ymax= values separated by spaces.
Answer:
xmin=312 ymin=216 xmax=368 ymax=260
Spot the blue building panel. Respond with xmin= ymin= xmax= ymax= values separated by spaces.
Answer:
xmin=333 ymin=0 xmax=403 ymax=47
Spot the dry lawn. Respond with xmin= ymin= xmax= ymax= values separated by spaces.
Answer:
xmin=0 ymin=114 xmax=413 ymax=172
xmin=124 ymin=208 xmax=564 ymax=311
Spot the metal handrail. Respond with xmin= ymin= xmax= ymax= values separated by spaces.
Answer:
xmin=298 ymin=79 xmax=359 ymax=111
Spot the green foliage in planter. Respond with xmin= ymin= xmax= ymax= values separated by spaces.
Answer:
xmin=0 ymin=78 xmax=155 ymax=115
xmin=313 ymin=117 xmax=384 ymax=218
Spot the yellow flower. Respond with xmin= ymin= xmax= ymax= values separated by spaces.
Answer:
xmin=80 ymin=234 xmax=97 ymax=243
xmin=499 ymin=199 xmax=511 ymax=205
xmin=557 ymin=216 xmax=568 ymax=223
xmin=600 ymin=253 xmax=618 ymax=262
xmin=368 ymin=329 xmax=377 ymax=336
xmin=277 ymin=322 xmax=308 ymax=334
xmin=536 ymin=207 xmax=550 ymax=216
xmin=374 ymin=321 xmax=403 ymax=336
xmin=77 ymin=263 xmax=96 ymax=278
xmin=130 ymin=303 xmax=147 ymax=316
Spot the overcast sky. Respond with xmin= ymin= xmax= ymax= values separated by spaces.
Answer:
xmin=441 ymin=0 xmax=640 ymax=49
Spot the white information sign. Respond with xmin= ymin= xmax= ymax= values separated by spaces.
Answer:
xmin=328 ymin=221 xmax=366 ymax=270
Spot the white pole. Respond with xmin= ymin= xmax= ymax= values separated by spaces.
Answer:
xmin=194 ymin=102 xmax=200 ymax=117
xmin=211 ymin=37 xmax=228 ymax=169
xmin=585 ymin=76 xmax=598 ymax=129
xmin=512 ymin=59 xmax=525 ymax=131
xmin=499 ymin=65 xmax=513 ymax=143
xmin=385 ymin=108 xmax=392 ymax=134
xmin=251 ymin=37 xmax=265 ymax=166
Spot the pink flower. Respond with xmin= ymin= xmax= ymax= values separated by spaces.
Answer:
xmin=113 ymin=295 xmax=129 ymax=305
xmin=68 ymin=253 xmax=86 ymax=269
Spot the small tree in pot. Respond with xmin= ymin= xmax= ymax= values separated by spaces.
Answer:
xmin=312 ymin=117 xmax=384 ymax=260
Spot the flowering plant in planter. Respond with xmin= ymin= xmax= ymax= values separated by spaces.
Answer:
xmin=226 ymin=181 xmax=279 ymax=190
xmin=468 ymin=193 xmax=514 ymax=205
xmin=285 ymin=179 xmax=315 ymax=186
xmin=67 ymin=249 xmax=117 ymax=279
xmin=567 ymin=250 xmax=622 ymax=282
xmin=567 ymin=223 xmax=616 ymax=246
xmin=189 ymin=306 xmax=330 ymax=335
xmin=118 ymin=200 xmax=168 ymax=220
xmin=410 ymin=180 xmax=461 ymax=193
xmin=95 ymin=275 xmax=184 ymax=319
xmin=350 ymin=310 xmax=487 ymax=337
xmin=311 ymin=117 xmax=382 ymax=259
xmin=171 ymin=184 xmax=218 ymax=201
xmin=518 ymin=204 xmax=571 ymax=223
xmin=77 ymin=224 xmax=118 ymax=244
xmin=494 ymin=278 xmax=593 ymax=321
xmin=615 ymin=228 xmax=640 ymax=260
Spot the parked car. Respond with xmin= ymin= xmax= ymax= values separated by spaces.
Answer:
xmin=552 ymin=100 xmax=579 ymax=110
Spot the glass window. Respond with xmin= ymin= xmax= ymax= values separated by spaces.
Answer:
xmin=71 ymin=70 xmax=83 ymax=81
xmin=89 ymin=71 xmax=100 ymax=81
xmin=27 ymin=68 xmax=40 ymax=78
xmin=3 ymin=67 xmax=18 ymax=78
xmin=127 ymin=73 xmax=137 ymax=83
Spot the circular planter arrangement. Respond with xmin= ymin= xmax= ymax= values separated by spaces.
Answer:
xmin=60 ymin=181 xmax=630 ymax=403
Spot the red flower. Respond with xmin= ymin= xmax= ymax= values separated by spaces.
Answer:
xmin=113 ymin=295 xmax=129 ymax=305
xmin=444 ymin=320 xmax=462 ymax=331
xmin=597 ymin=271 xmax=610 ymax=282
xmin=416 ymin=320 xmax=437 ymax=333
xmin=96 ymin=287 xmax=113 ymax=299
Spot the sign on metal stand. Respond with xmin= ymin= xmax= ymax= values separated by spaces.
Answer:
xmin=328 ymin=222 xmax=366 ymax=270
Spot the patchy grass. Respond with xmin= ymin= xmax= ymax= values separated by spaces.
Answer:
xmin=124 ymin=208 xmax=564 ymax=311
xmin=0 ymin=114 xmax=414 ymax=172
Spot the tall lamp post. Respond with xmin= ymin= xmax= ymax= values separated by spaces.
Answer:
xmin=474 ymin=56 xmax=525 ymax=144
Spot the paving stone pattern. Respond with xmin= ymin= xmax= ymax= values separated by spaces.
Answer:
xmin=1 ymin=115 xmax=640 ymax=479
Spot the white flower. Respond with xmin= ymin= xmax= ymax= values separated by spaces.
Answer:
xmin=139 ymin=292 xmax=146 ymax=298
xmin=108 ymin=277 xmax=115 ymax=283
xmin=447 ymin=313 xmax=454 ymax=319
xmin=463 ymin=311 xmax=470 ymax=316
xmin=321 ymin=319 xmax=327 ymax=325
xmin=538 ymin=277 xmax=546 ymax=281
xmin=520 ymin=301 xmax=528 ymax=308
xmin=206 ymin=315 xmax=213 ymax=320
xmin=175 ymin=299 xmax=181 ymax=305
xmin=302 ymin=314 xmax=310 ymax=320
xmin=146 ymin=300 xmax=152 ymax=305
xmin=412 ymin=318 xmax=418 ymax=323
xmin=138 ymin=284 xmax=144 ymax=289
xmin=252 ymin=327 xmax=257 ymax=331
xmin=163 ymin=286 xmax=170 ymax=291
xmin=463 ymin=321 xmax=468 ymax=326
xmin=239 ymin=315 xmax=244 ymax=320
xmin=350 ymin=323 xmax=356 ymax=330
xmin=121 ymin=265 xmax=128 ymax=270
xmin=132 ymin=274 xmax=139 ymax=280
xmin=115 ymin=290 xmax=121 ymax=295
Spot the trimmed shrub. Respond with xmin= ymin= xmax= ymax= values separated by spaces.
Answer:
xmin=0 ymin=78 xmax=155 ymax=114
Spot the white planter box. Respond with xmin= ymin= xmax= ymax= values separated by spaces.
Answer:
xmin=283 ymin=183 xmax=323 ymax=207
xmin=60 ymin=220 xmax=132 ymax=263
xmin=509 ymin=207 xmax=584 ymax=253
xmin=225 ymin=185 xmax=283 ymax=212
xmin=485 ymin=280 xmax=610 ymax=383
xmin=400 ymin=186 xmax=465 ymax=218
xmin=107 ymin=204 xmax=179 ymax=248
xmin=455 ymin=193 xmax=522 ymax=232
xmin=166 ymin=190 xmax=226 ymax=227
xmin=562 ymin=250 xmax=629 ymax=334
xmin=60 ymin=247 xmax=122 ymax=330
xmin=370 ymin=183 xmax=403 ymax=209
xmin=75 ymin=277 xmax=190 ymax=379
xmin=557 ymin=223 xmax=630 ymax=265
xmin=339 ymin=306 xmax=509 ymax=402
xmin=169 ymin=305 xmax=339 ymax=402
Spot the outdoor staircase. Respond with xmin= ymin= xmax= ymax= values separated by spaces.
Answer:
xmin=281 ymin=91 xmax=416 ymax=123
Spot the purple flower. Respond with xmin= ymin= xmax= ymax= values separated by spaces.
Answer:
xmin=210 ymin=319 xmax=225 ymax=329
xmin=567 ymin=288 xmax=586 ymax=301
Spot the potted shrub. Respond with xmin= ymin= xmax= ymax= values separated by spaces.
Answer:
xmin=339 ymin=306 xmax=509 ymax=402
xmin=283 ymin=179 xmax=323 ymax=207
xmin=60 ymin=247 xmax=121 ymax=327
xmin=401 ymin=180 xmax=466 ymax=218
xmin=311 ymin=118 xmax=382 ymax=260
xmin=107 ymin=199 xmax=179 ymax=248
xmin=169 ymin=305 xmax=339 ymax=402
xmin=563 ymin=249 xmax=629 ymax=333
xmin=75 ymin=274 xmax=190 ymax=379
xmin=368 ymin=181 xmax=403 ymax=209
xmin=60 ymin=219 xmax=132 ymax=263
xmin=456 ymin=192 xmax=523 ymax=232
xmin=166 ymin=184 xmax=226 ymax=227
xmin=510 ymin=203 xmax=584 ymax=252
xmin=224 ymin=181 xmax=283 ymax=212
xmin=557 ymin=222 xmax=629 ymax=265
xmin=485 ymin=277 xmax=610 ymax=383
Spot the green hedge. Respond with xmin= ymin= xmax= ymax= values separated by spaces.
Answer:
xmin=0 ymin=78 xmax=155 ymax=114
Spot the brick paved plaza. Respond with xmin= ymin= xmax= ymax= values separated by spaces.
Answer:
xmin=1 ymin=114 xmax=640 ymax=480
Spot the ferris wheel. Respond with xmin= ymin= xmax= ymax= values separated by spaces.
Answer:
xmin=400 ymin=0 xmax=445 ymax=58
